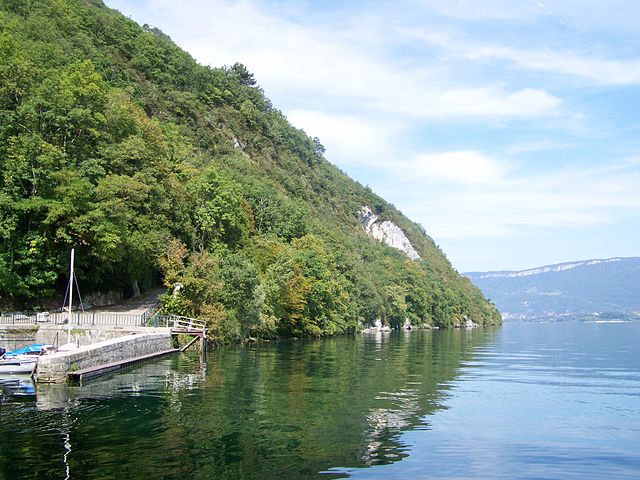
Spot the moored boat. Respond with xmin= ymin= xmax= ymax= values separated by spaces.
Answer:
xmin=0 ymin=356 xmax=37 ymax=375
xmin=4 ymin=344 xmax=55 ymax=357
xmin=0 ymin=343 xmax=56 ymax=375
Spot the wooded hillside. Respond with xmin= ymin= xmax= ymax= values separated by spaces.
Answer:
xmin=0 ymin=0 xmax=501 ymax=340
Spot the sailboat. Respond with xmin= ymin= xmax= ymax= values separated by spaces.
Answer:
xmin=58 ymin=248 xmax=82 ymax=352
xmin=0 ymin=248 xmax=82 ymax=375
xmin=0 ymin=249 xmax=81 ymax=374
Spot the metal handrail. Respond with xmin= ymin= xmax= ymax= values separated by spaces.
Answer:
xmin=0 ymin=310 xmax=207 ymax=330
xmin=167 ymin=315 xmax=207 ymax=330
xmin=141 ymin=303 xmax=163 ymax=322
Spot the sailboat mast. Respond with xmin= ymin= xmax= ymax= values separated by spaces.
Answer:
xmin=67 ymin=248 xmax=74 ymax=345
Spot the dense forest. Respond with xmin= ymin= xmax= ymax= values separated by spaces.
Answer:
xmin=0 ymin=0 xmax=501 ymax=341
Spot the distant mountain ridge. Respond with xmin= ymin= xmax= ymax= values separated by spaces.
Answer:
xmin=466 ymin=257 xmax=640 ymax=319
xmin=470 ymin=258 xmax=625 ymax=279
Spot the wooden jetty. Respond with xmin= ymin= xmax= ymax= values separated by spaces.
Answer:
xmin=169 ymin=315 xmax=208 ymax=354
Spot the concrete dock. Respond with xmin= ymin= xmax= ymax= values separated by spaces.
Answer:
xmin=35 ymin=332 xmax=174 ymax=383
xmin=67 ymin=348 xmax=178 ymax=383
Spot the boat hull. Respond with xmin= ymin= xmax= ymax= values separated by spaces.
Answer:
xmin=0 ymin=358 xmax=37 ymax=375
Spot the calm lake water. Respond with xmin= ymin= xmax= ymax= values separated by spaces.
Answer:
xmin=1 ymin=321 xmax=639 ymax=479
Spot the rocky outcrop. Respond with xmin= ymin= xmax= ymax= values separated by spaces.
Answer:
xmin=83 ymin=290 xmax=124 ymax=309
xmin=462 ymin=318 xmax=478 ymax=329
xmin=359 ymin=206 xmax=420 ymax=260
xmin=361 ymin=318 xmax=392 ymax=333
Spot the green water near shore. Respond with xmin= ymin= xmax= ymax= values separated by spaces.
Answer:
xmin=2 ymin=322 xmax=640 ymax=479
xmin=1 ymin=329 xmax=487 ymax=479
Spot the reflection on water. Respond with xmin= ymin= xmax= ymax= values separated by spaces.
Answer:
xmin=34 ymin=355 xmax=207 ymax=411
xmin=333 ymin=321 xmax=640 ymax=480
xmin=0 ymin=329 xmax=492 ymax=479
xmin=6 ymin=323 xmax=638 ymax=479
xmin=0 ymin=375 xmax=36 ymax=399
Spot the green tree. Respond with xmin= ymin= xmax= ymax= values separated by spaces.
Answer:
xmin=190 ymin=167 xmax=249 ymax=250
xmin=219 ymin=253 xmax=264 ymax=337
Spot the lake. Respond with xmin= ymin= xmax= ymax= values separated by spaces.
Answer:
xmin=1 ymin=321 xmax=639 ymax=479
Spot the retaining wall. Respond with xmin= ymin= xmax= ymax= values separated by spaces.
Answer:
xmin=0 ymin=324 xmax=171 ymax=350
xmin=0 ymin=325 xmax=39 ymax=351
xmin=35 ymin=325 xmax=171 ymax=347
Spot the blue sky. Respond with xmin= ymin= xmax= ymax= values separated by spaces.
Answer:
xmin=108 ymin=0 xmax=640 ymax=272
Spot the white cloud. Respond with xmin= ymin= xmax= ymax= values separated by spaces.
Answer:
xmin=286 ymin=110 xmax=396 ymax=163
xmin=417 ymin=87 xmax=560 ymax=117
xmin=360 ymin=84 xmax=561 ymax=119
xmin=413 ymin=30 xmax=640 ymax=86
xmin=468 ymin=45 xmax=640 ymax=86
xmin=410 ymin=0 xmax=542 ymax=21
xmin=397 ymin=159 xmax=640 ymax=241
xmin=503 ymin=139 xmax=574 ymax=155
xmin=109 ymin=0 xmax=562 ymax=119
xmin=535 ymin=0 xmax=640 ymax=32
xmin=401 ymin=151 xmax=506 ymax=185
xmin=412 ymin=0 xmax=640 ymax=33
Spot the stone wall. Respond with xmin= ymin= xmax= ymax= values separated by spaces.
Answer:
xmin=0 ymin=325 xmax=39 ymax=351
xmin=34 ymin=325 xmax=171 ymax=347
xmin=1 ymin=325 xmax=172 ymax=351
xmin=36 ymin=332 xmax=173 ymax=383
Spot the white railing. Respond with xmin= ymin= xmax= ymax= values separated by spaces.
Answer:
xmin=168 ymin=315 xmax=207 ymax=331
xmin=0 ymin=311 xmax=207 ymax=331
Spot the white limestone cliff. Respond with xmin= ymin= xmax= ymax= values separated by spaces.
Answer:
xmin=359 ymin=206 xmax=420 ymax=260
xmin=473 ymin=257 xmax=623 ymax=279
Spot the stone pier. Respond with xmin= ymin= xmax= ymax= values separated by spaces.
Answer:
xmin=35 ymin=332 xmax=173 ymax=383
